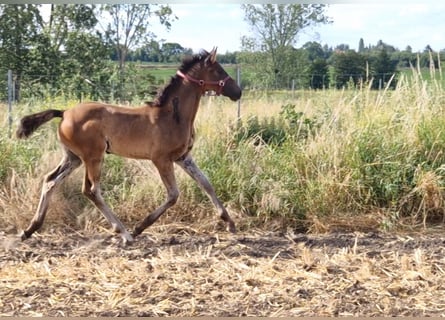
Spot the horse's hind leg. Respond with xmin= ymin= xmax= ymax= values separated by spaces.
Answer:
xmin=81 ymin=158 xmax=134 ymax=244
xmin=20 ymin=149 xmax=82 ymax=240
xmin=175 ymin=153 xmax=236 ymax=233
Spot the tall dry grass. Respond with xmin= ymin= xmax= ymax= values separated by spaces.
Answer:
xmin=1 ymin=71 xmax=445 ymax=234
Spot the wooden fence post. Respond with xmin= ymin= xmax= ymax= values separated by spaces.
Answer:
xmin=7 ymin=70 xmax=13 ymax=138
xmin=236 ymin=65 xmax=241 ymax=120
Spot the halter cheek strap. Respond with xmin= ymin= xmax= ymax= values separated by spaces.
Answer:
xmin=176 ymin=70 xmax=231 ymax=95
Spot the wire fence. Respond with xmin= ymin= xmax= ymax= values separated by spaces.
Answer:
xmin=1 ymin=67 xmax=243 ymax=137
xmin=2 ymin=66 xmax=409 ymax=137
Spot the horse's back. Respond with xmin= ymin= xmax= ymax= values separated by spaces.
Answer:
xmin=59 ymin=102 xmax=157 ymax=159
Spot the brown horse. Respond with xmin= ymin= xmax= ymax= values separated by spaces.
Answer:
xmin=16 ymin=48 xmax=241 ymax=244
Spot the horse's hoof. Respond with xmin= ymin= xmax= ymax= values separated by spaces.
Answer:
xmin=121 ymin=232 xmax=134 ymax=246
xmin=18 ymin=230 xmax=29 ymax=241
xmin=227 ymin=221 xmax=237 ymax=234
xmin=131 ymin=227 xmax=142 ymax=238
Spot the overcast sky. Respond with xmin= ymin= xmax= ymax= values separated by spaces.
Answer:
xmin=149 ymin=2 xmax=445 ymax=53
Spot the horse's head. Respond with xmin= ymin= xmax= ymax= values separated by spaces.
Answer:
xmin=177 ymin=48 xmax=242 ymax=101
xmin=202 ymin=47 xmax=242 ymax=101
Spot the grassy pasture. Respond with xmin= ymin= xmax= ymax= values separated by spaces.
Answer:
xmin=4 ymin=70 xmax=445 ymax=317
xmin=1 ymin=70 xmax=445 ymax=236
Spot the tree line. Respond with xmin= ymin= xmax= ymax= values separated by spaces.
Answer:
xmin=1 ymin=4 xmax=444 ymax=102
xmin=0 ymin=4 xmax=177 ymax=101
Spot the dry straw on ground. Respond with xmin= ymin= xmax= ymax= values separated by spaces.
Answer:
xmin=2 ymin=225 xmax=445 ymax=316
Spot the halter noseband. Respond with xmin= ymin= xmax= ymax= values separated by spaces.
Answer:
xmin=176 ymin=70 xmax=231 ymax=95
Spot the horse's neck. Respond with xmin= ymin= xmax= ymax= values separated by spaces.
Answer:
xmin=173 ymin=85 xmax=202 ymax=124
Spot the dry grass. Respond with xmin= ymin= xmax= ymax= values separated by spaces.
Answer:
xmin=3 ymin=84 xmax=445 ymax=316
xmin=2 ymin=227 xmax=445 ymax=316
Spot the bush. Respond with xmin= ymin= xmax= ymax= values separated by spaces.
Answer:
xmin=232 ymin=103 xmax=320 ymax=147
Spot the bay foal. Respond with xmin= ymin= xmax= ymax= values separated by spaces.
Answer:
xmin=16 ymin=48 xmax=241 ymax=244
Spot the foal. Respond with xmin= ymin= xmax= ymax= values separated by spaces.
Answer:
xmin=16 ymin=48 xmax=241 ymax=244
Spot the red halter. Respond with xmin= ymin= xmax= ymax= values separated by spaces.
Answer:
xmin=176 ymin=70 xmax=231 ymax=95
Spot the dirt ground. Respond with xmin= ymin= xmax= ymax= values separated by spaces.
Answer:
xmin=2 ymin=225 xmax=445 ymax=316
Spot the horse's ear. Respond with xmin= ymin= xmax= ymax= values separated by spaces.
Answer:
xmin=206 ymin=47 xmax=218 ymax=65
xmin=210 ymin=47 xmax=217 ymax=63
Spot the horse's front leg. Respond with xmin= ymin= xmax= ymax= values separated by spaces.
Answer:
xmin=175 ymin=153 xmax=236 ymax=233
xmin=133 ymin=160 xmax=179 ymax=237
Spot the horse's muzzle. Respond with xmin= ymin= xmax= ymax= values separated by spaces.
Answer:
xmin=224 ymin=78 xmax=242 ymax=101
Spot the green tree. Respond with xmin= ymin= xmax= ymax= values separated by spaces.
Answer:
xmin=335 ymin=44 xmax=350 ymax=52
xmin=302 ymin=41 xmax=326 ymax=61
xmin=280 ymin=47 xmax=309 ymax=89
xmin=392 ymin=46 xmax=416 ymax=68
xmin=160 ymin=42 xmax=189 ymax=62
xmin=24 ymin=5 xmax=111 ymax=100
xmin=99 ymin=4 xmax=175 ymax=100
xmin=241 ymin=4 xmax=330 ymax=88
xmin=217 ymin=51 xmax=238 ymax=64
xmin=100 ymin=4 xmax=175 ymax=71
xmin=358 ymin=38 xmax=365 ymax=53
xmin=133 ymin=40 xmax=162 ymax=62
xmin=236 ymin=50 xmax=273 ymax=89
xmin=331 ymin=50 xmax=366 ymax=89
xmin=307 ymin=58 xmax=329 ymax=89
xmin=61 ymin=31 xmax=112 ymax=100
xmin=0 ymin=4 xmax=43 ymax=100
xmin=369 ymin=48 xmax=398 ymax=89
xmin=47 ymin=4 xmax=98 ymax=52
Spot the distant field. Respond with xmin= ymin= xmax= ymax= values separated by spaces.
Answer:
xmin=140 ymin=63 xmax=444 ymax=90
xmin=399 ymin=66 xmax=445 ymax=84
xmin=137 ymin=63 xmax=239 ymax=84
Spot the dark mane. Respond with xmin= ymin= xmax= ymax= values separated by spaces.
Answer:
xmin=153 ymin=50 xmax=210 ymax=107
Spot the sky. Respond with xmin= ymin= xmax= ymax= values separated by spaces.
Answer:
xmin=149 ymin=2 xmax=445 ymax=53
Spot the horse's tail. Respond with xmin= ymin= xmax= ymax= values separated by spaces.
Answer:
xmin=16 ymin=109 xmax=64 ymax=139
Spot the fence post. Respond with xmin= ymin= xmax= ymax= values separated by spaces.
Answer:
xmin=7 ymin=70 xmax=13 ymax=138
xmin=236 ymin=65 xmax=241 ymax=120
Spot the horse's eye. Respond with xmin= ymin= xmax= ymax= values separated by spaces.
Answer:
xmin=216 ymin=68 xmax=225 ymax=76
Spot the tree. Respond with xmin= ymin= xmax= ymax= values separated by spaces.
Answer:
xmin=369 ymin=48 xmax=398 ymax=89
xmin=100 ymin=4 xmax=175 ymax=71
xmin=392 ymin=47 xmax=415 ymax=68
xmin=279 ymin=47 xmax=309 ymax=89
xmin=23 ymin=5 xmax=112 ymax=100
xmin=160 ymin=42 xmax=190 ymax=62
xmin=99 ymin=4 xmax=175 ymax=100
xmin=358 ymin=38 xmax=365 ymax=53
xmin=61 ymin=31 xmax=112 ymax=100
xmin=132 ymin=40 xmax=162 ymax=62
xmin=47 ymin=4 xmax=98 ymax=52
xmin=331 ymin=50 xmax=366 ymax=89
xmin=241 ymin=4 xmax=330 ymax=88
xmin=0 ymin=4 xmax=43 ymax=100
xmin=307 ymin=58 xmax=329 ymax=89
xmin=302 ymin=41 xmax=326 ymax=61
xmin=335 ymin=44 xmax=350 ymax=52
xmin=236 ymin=50 xmax=273 ymax=89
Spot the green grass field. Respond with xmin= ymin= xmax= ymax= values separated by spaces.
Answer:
xmin=1 ymin=68 xmax=445 ymax=235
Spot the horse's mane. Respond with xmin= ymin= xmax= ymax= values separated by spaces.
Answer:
xmin=153 ymin=50 xmax=210 ymax=107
